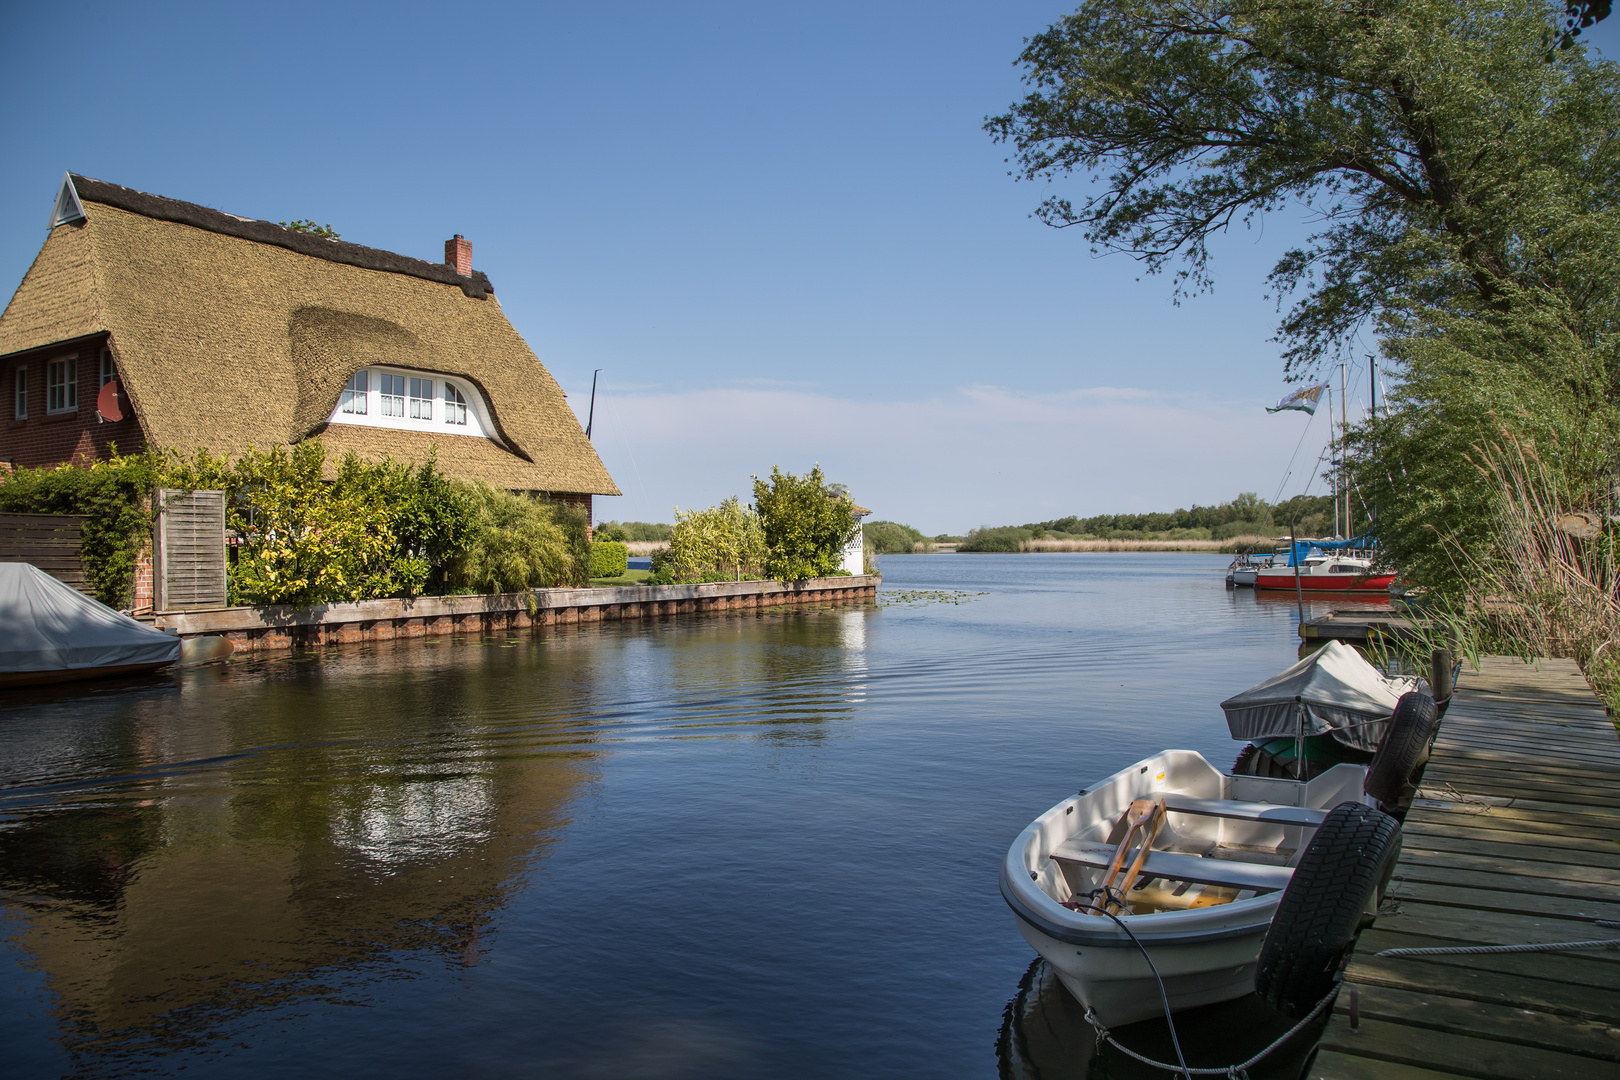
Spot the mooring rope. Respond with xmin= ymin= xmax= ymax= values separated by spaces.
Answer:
xmin=1082 ymin=990 xmax=1334 ymax=1080
xmin=1376 ymin=919 xmax=1620 ymax=958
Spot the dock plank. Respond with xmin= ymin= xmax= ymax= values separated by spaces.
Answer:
xmin=1315 ymin=656 xmax=1620 ymax=1076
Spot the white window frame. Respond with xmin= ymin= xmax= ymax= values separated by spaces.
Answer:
xmin=326 ymin=365 xmax=501 ymax=444
xmin=46 ymin=355 xmax=77 ymax=415
xmin=443 ymin=382 xmax=467 ymax=426
xmin=379 ymin=372 xmax=405 ymax=418
xmin=408 ymin=377 xmax=433 ymax=420
xmin=13 ymin=366 xmax=26 ymax=420
xmin=340 ymin=370 xmax=368 ymax=415
xmin=100 ymin=348 xmax=116 ymax=387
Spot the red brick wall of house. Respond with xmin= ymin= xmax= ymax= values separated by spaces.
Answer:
xmin=1 ymin=336 xmax=147 ymax=469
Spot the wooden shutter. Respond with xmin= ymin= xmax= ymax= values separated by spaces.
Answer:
xmin=155 ymin=489 xmax=227 ymax=610
xmin=0 ymin=513 xmax=90 ymax=593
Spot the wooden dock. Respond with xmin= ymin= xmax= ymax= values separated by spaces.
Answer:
xmin=1312 ymin=656 xmax=1620 ymax=1079
xmin=1298 ymin=611 xmax=1434 ymax=644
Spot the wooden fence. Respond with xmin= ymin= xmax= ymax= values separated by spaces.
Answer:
xmin=0 ymin=513 xmax=90 ymax=593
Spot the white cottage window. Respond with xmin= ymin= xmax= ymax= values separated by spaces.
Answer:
xmin=444 ymin=383 xmax=467 ymax=425
xmin=340 ymin=371 xmax=368 ymax=414
xmin=47 ymin=357 xmax=76 ymax=414
xmin=409 ymin=377 xmax=433 ymax=420
xmin=380 ymin=373 xmax=405 ymax=418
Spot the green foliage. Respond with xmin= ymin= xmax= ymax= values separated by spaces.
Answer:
xmin=0 ymin=449 xmax=162 ymax=607
xmin=646 ymin=544 xmax=676 ymax=586
xmin=750 ymin=466 xmax=858 ymax=581
xmin=589 ymin=539 xmax=630 ymax=578
xmin=279 ymin=219 xmax=340 ymax=239
xmin=863 ymin=520 xmax=929 ymax=554
xmin=959 ymin=526 xmax=1033 ymax=553
xmin=989 ymin=0 xmax=1620 ymax=374
xmin=444 ymin=484 xmax=588 ymax=593
xmin=667 ymin=496 xmax=765 ymax=582
xmin=596 ymin=520 xmax=672 ymax=542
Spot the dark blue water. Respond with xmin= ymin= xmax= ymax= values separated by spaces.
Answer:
xmin=0 ymin=554 xmax=1340 ymax=1078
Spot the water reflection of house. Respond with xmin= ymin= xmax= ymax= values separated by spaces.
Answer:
xmin=0 ymin=174 xmax=617 ymax=520
xmin=0 ymin=646 xmax=599 ymax=1060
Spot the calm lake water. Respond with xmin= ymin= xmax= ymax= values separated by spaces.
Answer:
xmin=0 ymin=554 xmax=1369 ymax=1078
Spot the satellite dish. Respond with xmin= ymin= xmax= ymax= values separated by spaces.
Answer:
xmin=96 ymin=380 xmax=125 ymax=423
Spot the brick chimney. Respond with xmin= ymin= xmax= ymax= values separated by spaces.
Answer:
xmin=445 ymin=234 xmax=472 ymax=276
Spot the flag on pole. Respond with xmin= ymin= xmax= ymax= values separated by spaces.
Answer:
xmin=1266 ymin=384 xmax=1328 ymax=415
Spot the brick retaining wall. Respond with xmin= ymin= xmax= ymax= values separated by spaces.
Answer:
xmin=153 ymin=576 xmax=880 ymax=653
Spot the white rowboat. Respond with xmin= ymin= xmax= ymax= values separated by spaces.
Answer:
xmin=1000 ymin=750 xmax=1372 ymax=1026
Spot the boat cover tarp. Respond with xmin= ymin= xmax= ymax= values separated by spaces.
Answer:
xmin=0 ymin=563 xmax=180 ymax=675
xmin=1287 ymin=534 xmax=1376 ymax=566
xmin=1219 ymin=640 xmax=1415 ymax=753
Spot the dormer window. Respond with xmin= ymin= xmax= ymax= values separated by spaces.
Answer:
xmin=326 ymin=366 xmax=500 ymax=444
xmin=409 ymin=378 xmax=433 ymax=420
xmin=380 ymin=373 xmax=405 ymax=418
xmin=340 ymin=371 xmax=368 ymax=414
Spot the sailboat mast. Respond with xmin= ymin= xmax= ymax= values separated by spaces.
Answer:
xmin=1341 ymin=362 xmax=1349 ymax=537
xmin=1330 ymin=382 xmax=1339 ymax=538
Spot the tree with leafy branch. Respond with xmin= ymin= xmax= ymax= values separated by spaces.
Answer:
xmin=989 ymin=0 xmax=1620 ymax=597
xmin=279 ymin=219 xmax=340 ymax=239
xmin=751 ymin=465 xmax=859 ymax=581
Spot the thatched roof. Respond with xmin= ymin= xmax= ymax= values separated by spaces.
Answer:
xmin=0 ymin=175 xmax=619 ymax=496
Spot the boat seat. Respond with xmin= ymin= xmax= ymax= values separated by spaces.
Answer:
xmin=1160 ymin=793 xmax=1327 ymax=828
xmin=1049 ymin=839 xmax=1294 ymax=893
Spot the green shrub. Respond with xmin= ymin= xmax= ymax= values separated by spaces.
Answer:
xmin=668 ymin=496 xmax=765 ymax=582
xmin=645 ymin=544 xmax=676 ymax=585
xmin=0 ymin=449 xmax=162 ymax=608
xmin=590 ymin=539 xmax=629 ymax=577
xmin=751 ymin=465 xmax=858 ymax=581
xmin=959 ymin=526 xmax=1031 ymax=552
xmin=445 ymin=483 xmax=588 ymax=593
xmin=863 ymin=520 xmax=929 ymax=554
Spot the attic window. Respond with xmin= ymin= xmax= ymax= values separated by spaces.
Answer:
xmin=444 ymin=384 xmax=467 ymax=425
xmin=47 ymin=357 xmax=77 ymax=414
xmin=49 ymin=174 xmax=85 ymax=229
xmin=380 ymin=373 xmax=405 ymax=418
xmin=409 ymin=378 xmax=433 ymax=420
xmin=325 ymin=365 xmax=501 ymax=445
xmin=340 ymin=371 xmax=368 ymax=414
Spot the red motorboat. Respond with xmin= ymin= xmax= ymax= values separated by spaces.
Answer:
xmin=1254 ymin=552 xmax=1394 ymax=593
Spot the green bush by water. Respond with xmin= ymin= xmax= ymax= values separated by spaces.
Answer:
xmin=589 ymin=540 xmax=629 ymax=578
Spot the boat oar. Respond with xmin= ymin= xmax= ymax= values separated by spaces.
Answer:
xmin=1096 ymin=798 xmax=1167 ymax=914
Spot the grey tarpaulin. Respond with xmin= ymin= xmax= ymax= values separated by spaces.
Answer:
xmin=1219 ymin=640 xmax=1420 ymax=753
xmin=0 ymin=563 xmax=180 ymax=676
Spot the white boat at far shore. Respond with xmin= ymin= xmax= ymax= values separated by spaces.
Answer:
xmin=1000 ymin=750 xmax=1373 ymax=1027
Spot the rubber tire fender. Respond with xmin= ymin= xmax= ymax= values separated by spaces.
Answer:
xmin=1253 ymin=802 xmax=1402 ymax=1018
xmin=1363 ymin=692 xmax=1438 ymax=807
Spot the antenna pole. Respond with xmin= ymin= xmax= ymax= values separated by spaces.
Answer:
xmin=585 ymin=369 xmax=601 ymax=440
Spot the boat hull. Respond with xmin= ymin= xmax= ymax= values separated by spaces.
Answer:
xmin=1253 ymin=571 xmax=1395 ymax=592
xmin=1228 ymin=568 xmax=1258 ymax=587
xmin=1002 ymin=751 xmax=1370 ymax=1027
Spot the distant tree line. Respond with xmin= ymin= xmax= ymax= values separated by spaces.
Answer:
xmin=1019 ymin=492 xmax=1340 ymax=541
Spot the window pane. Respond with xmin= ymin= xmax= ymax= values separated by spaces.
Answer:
xmin=409 ymin=377 xmax=432 ymax=419
xmin=381 ymin=373 xmax=404 ymax=417
xmin=340 ymin=370 xmax=368 ymax=415
xmin=65 ymin=359 xmax=76 ymax=408
xmin=100 ymin=350 xmax=116 ymax=386
xmin=13 ymin=368 xmax=24 ymax=420
xmin=444 ymin=383 xmax=467 ymax=425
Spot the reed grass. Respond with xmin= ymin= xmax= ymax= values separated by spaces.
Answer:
xmin=1424 ymin=429 xmax=1620 ymax=715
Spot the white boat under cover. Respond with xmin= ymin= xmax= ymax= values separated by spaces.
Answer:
xmin=1220 ymin=639 xmax=1420 ymax=753
xmin=1001 ymin=750 xmax=1370 ymax=1027
xmin=0 ymin=562 xmax=180 ymax=683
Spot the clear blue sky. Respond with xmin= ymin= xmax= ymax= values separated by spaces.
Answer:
xmin=4 ymin=2 xmax=1616 ymax=532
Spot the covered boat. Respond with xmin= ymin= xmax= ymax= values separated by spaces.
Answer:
xmin=0 ymin=563 xmax=182 ymax=687
xmin=1219 ymin=640 xmax=1419 ymax=755
xmin=1001 ymin=750 xmax=1372 ymax=1026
